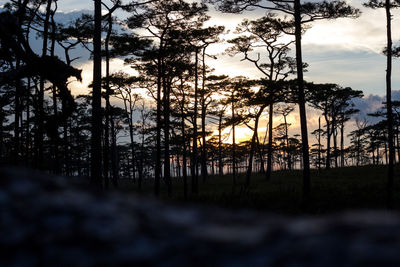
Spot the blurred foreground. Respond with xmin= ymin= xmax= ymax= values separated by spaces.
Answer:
xmin=1 ymin=167 xmax=400 ymax=266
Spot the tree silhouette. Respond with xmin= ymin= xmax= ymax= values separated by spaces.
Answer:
xmin=364 ymin=0 xmax=400 ymax=208
xmin=220 ymin=76 xmax=253 ymax=188
xmin=348 ymin=119 xmax=369 ymax=166
xmin=126 ymin=0 xmax=209 ymax=196
xmin=228 ymin=14 xmax=295 ymax=184
xmin=134 ymin=100 xmax=152 ymax=190
xmin=196 ymin=26 xmax=225 ymax=184
xmin=0 ymin=2 xmax=81 ymax=174
xmin=208 ymin=0 xmax=360 ymax=203
xmin=185 ymin=24 xmax=222 ymax=193
xmin=91 ymin=0 xmax=103 ymax=188
xmin=2 ymin=0 xmax=400 ymax=215
xmin=275 ymin=103 xmax=295 ymax=170
xmin=172 ymin=76 xmax=193 ymax=199
xmin=207 ymin=75 xmax=231 ymax=177
xmin=109 ymin=72 xmax=143 ymax=186
xmin=307 ymin=83 xmax=362 ymax=169
xmin=103 ymin=1 xmax=119 ymax=188
xmin=311 ymin=117 xmax=324 ymax=169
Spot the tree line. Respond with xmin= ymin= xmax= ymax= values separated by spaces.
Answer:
xmin=0 ymin=0 xmax=397 ymax=206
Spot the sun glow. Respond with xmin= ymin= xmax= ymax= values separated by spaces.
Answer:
xmin=206 ymin=105 xmax=324 ymax=146
xmin=69 ymin=58 xmax=140 ymax=96
xmin=210 ymin=126 xmax=254 ymax=144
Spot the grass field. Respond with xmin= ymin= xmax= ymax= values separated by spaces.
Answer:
xmin=120 ymin=165 xmax=400 ymax=215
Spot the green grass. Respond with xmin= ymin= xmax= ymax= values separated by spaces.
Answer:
xmin=119 ymin=165 xmax=400 ymax=215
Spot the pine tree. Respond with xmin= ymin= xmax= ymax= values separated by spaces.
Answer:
xmin=207 ymin=0 xmax=359 ymax=203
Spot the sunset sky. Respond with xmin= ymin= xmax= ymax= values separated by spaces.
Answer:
xmin=1 ymin=0 xmax=400 ymax=142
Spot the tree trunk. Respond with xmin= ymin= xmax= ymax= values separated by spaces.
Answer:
xmin=111 ymin=119 xmax=119 ymax=187
xmin=356 ymin=136 xmax=360 ymax=166
xmin=51 ymin=84 xmax=60 ymax=173
xmin=333 ymin=122 xmax=338 ymax=168
xmin=50 ymin=5 xmax=60 ymax=174
xmin=340 ymin=122 xmax=345 ymax=167
xmin=36 ymin=0 xmax=52 ymax=169
xmin=385 ymin=0 xmax=394 ymax=209
xmin=294 ymin=0 xmax=311 ymax=203
xmin=396 ymin=124 xmax=400 ymax=164
xmin=181 ymin=103 xmax=188 ymax=200
xmin=201 ymin=48 xmax=208 ymax=183
xmin=25 ymin=77 xmax=31 ymax=165
xmin=129 ymin=122 xmax=136 ymax=183
xmin=246 ymin=107 xmax=264 ymax=186
xmin=0 ymin=102 xmax=4 ymax=161
xmin=284 ymin=114 xmax=291 ymax=170
xmin=12 ymin=0 xmax=23 ymax=165
xmin=266 ymin=103 xmax=273 ymax=180
xmin=62 ymin=98 xmax=70 ymax=176
xmin=90 ymin=0 xmax=103 ymax=188
xmin=192 ymin=48 xmax=199 ymax=194
xmin=103 ymin=14 xmax=113 ymax=189
xmin=325 ymin=116 xmax=331 ymax=169
xmin=218 ymin=113 xmax=224 ymax=176
xmin=14 ymin=60 xmax=21 ymax=164
xmin=377 ymin=145 xmax=380 ymax=164
xmin=372 ymin=145 xmax=376 ymax=165
xmin=154 ymin=49 xmax=163 ymax=196
xmin=139 ymin=127 xmax=144 ymax=191
xmin=163 ymin=77 xmax=172 ymax=197
xmin=128 ymin=104 xmax=137 ymax=184
xmin=256 ymin=135 xmax=265 ymax=173
xmin=232 ymin=93 xmax=236 ymax=188
xmin=385 ymin=134 xmax=388 ymax=165
xmin=318 ymin=117 xmax=321 ymax=170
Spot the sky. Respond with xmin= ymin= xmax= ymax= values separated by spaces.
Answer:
xmin=17 ymin=0 xmax=400 ymax=96
xmin=11 ymin=0 xmax=398 ymax=96
xmin=1 ymin=0 xmax=399 ymax=143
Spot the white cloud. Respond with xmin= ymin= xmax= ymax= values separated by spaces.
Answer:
xmin=303 ymin=6 xmax=387 ymax=53
xmin=69 ymin=58 xmax=137 ymax=96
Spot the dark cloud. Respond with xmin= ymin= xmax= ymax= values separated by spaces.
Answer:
xmin=352 ymin=90 xmax=400 ymax=123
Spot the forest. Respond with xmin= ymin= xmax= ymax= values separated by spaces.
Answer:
xmin=0 ymin=0 xmax=399 ymax=211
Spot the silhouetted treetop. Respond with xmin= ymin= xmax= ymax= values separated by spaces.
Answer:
xmin=364 ymin=0 xmax=400 ymax=9
xmin=207 ymin=0 xmax=360 ymax=20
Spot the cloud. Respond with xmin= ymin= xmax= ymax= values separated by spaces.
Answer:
xmin=53 ymin=9 xmax=92 ymax=21
xmin=204 ymin=2 xmax=400 ymax=98
xmin=206 ymin=0 xmax=398 ymax=55
xmin=56 ymin=0 xmax=92 ymax=12
xmin=352 ymin=90 xmax=400 ymax=124
xmin=69 ymin=58 xmax=138 ymax=96
xmin=353 ymin=94 xmax=385 ymax=123
xmin=302 ymin=0 xmax=400 ymax=53
xmin=302 ymin=47 xmax=392 ymax=95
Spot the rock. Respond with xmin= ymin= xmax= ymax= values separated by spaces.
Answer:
xmin=1 ymin=167 xmax=400 ymax=266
